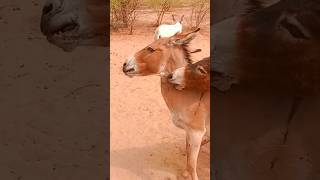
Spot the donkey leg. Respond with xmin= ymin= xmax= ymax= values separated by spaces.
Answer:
xmin=184 ymin=128 xmax=206 ymax=180
xmin=181 ymin=134 xmax=192 ymax=179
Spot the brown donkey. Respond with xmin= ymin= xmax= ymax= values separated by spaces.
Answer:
xmin=123 ymin=29 xmax=209 ymax=180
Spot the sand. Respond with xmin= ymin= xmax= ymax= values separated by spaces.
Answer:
xmin=0 ymin=1 xmax=107 ymax=179
xmin=110 ymin=8 xmax=210 ymax=180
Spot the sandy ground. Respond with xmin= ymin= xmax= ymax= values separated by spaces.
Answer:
xmin=110 ymin=8 xmax=210 ymax=180
xmin=0 ymin=1 xmax=107 ymax=179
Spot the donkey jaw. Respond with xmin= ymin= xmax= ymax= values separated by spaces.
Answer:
xmin=124 ymin=71 xmax=140 ymax=77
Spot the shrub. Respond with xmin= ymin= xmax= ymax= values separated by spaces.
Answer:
xmin=144 ymin=0 xmax=180 ymax=26
xmin=186 ymin=0 xmax=209 ymax=29
xmin=111 ymin=0 xmax=141 ymax=34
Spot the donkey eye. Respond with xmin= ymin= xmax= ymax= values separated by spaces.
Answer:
xmin=146 ymin=47 xmax=155 ymax=52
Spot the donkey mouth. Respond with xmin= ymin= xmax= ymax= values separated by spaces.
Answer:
xmin=124 ymin=68 xmax=135 ymax=73
xmin=47 ymin=21 xmax=80 ymax=41
xmin=41 ymin=10 xmax=80 ymax=37
xmin=123 ymin=68 xmax=140 ymax=77
xmin=51 ymin=22 xmax=79 ymax=35
xmin=123 ymin=62 xmax=139 ymax=76
xmin=45 ymin=22 xmax=81 ymax=51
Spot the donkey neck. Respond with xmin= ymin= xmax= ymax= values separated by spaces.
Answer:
xmin=160 ymin=47 xmax=189 ymax=84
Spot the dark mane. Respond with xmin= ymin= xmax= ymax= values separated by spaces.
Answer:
xmin=182 ymin=44 xmax=193 ymax=64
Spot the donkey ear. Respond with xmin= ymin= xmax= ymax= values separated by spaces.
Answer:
xmin=172 ymin=28 xmax=200 ymax=45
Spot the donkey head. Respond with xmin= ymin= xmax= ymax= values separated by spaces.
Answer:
xmin=123 ymin=28 xmax=200 ymax=77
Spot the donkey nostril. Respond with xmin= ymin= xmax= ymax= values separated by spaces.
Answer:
xmin=42 ymin=3 xmax=53 ymax=14
xmin=168 ymin=73 xmax=173 ymax=80
xmin=123 ymin=63 xmax=127 ymax=67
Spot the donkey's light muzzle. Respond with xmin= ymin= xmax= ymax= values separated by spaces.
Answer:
xmin=122 ymin=57 xmax=138 ymax=76
xmin=122 ymin=63 xmax=135 ymax=74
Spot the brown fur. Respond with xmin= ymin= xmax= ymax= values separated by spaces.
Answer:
xmin=183 ymin=58 xmax=211 ymax=92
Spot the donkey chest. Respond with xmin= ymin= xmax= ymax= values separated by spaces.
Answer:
xmin=161 ymin=83 xmax=187 ymax=109
xmin=160 ymin=83 xmax=208 ymax=129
